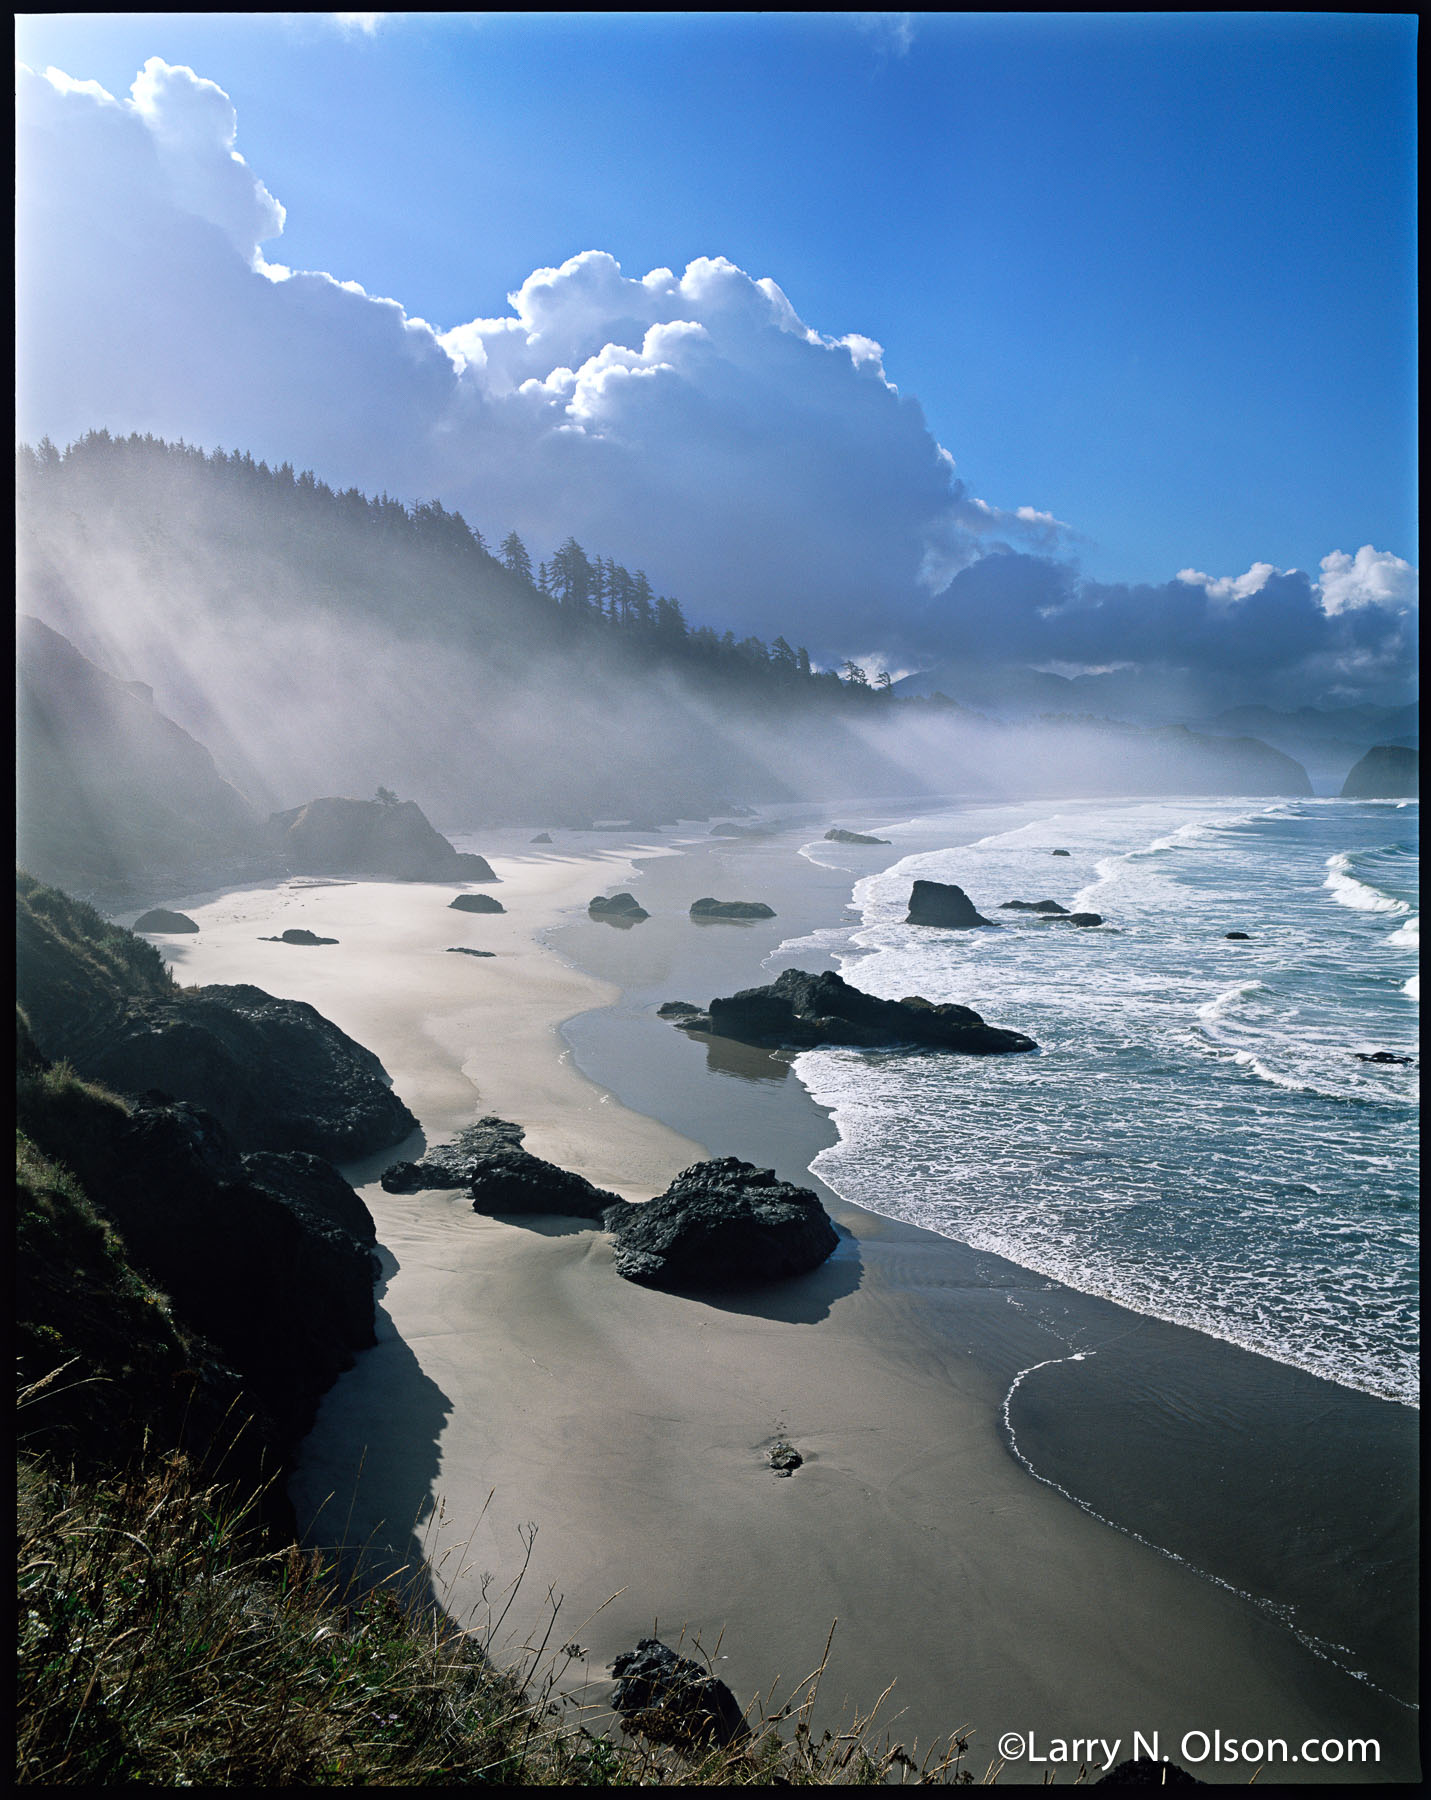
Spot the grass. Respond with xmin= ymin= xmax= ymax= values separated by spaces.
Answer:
xmin=17 ymin=1427 xmax=992 ymax=1786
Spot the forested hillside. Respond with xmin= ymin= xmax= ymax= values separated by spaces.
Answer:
xmin=18 ymin=432 xmax=1312 ymax=839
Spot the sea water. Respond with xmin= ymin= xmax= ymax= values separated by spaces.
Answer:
xmin=782 ymin=797 xmax=1419 ymax=1406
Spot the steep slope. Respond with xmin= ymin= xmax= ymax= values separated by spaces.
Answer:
xmin=17 ymin=614 xmax=263 ymax=894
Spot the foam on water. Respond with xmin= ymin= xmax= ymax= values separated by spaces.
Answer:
xmin=790 ymin=796 xmax=1420 ymax=1406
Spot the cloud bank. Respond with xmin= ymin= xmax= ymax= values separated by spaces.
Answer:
xmin=15 ymin=58 xmax=1417 ymax=706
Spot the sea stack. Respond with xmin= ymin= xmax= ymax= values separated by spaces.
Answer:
xmin=906 ymin=879 xmax=993 ymax=928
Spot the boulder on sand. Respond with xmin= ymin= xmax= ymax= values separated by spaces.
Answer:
xmin=260 ymin=928 xmax=338 ymax=945
xmin=671 ymin=967 xmax=1034 ymax=1054
xmin=609 ymin=1158 xmax=839 ymax=1290
xmin=447 ymin=946 xmax=494 ymax=957
xmin=133 ymin=908 xmax=200 ymax=933
xmin=449 ymin=893 xmax=505 ymax=914
xmin=906 ymin=880 xmax=993 ymax=928
xmin=690 ymin=897 xmax=776 ymax=920
xmin=380 ymin=1117 xmax=622 ymax=1221
xmin=611 ymin=1638 xmax=749 ymax=1748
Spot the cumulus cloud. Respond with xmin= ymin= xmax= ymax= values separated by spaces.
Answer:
xmin=1317 ymin=544 xmax=1418 ymax=616
xmin=13 ymin=56 xmax=1418 ymax=709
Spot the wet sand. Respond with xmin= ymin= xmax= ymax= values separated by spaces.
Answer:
xmin=134 ymin=817 xmax=1419 ymax=1783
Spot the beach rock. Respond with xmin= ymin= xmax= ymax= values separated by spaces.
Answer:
xmin=906 ymin=879 xmax=994 ymax=928
xmin=589 ymin=891 xmax=650 ymax=922
xmin=610 ymin=1157 xmax=838 ymax=1290
xmin=267 ymin=795 xmax=492 ymax=882
xmin=768 ymin=1440 xmax=803 ymax=1476
xmin=381 ymin=1117 xmax=622 ymax=1221
xmin=610 ymin=1638 xmax=749 ymax=1749
xmin=447 ymin=946 xmax=495 ymax=957
xmin=1355 ymin=1051 xmax=1413 ymax=1065
xmin=449 ymin=893 xmax=505 ymax=913
xmin=1097 ymin=1756 xmax=1203 ymax=1785
xmin=999 ymin=899 xmax=1070 ymax=913
xmin=824 ymin=828 xmax=891 ymax=845
xmin=1339 ymin=744 xmax=1418 ymax=799
xmin=133 ymin=908 xmax=200 ymax=933
xmin=673 ymin=967 xmax=1035 ymax=1055
xmin=530 ymin=832 xmax=553 ymax=844
xmin=1064 ymin=913 xmax=1103 ymax=927
xmin=260 ymin=927 xmax=339 ymax=945
xmin=656 ymin=1000 xmax=702 ymax=1017
xmin=1225 ymin=931 xmax=1251 ymax=940
xmin=1052 ymin=848 xmax=1071 ymax=855
xmin=689 ymin=897 xmax=777 ymax=920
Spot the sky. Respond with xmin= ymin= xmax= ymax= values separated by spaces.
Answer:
xmin=14 ymin=12 xmax=1419 ymax=704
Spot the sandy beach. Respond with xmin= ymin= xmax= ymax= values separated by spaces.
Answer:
xmin=139 ymin=818 xmax=1419 ymax=1784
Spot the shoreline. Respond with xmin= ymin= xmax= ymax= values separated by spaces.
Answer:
xmin=130 ymin=813 xmax=1419 ymax=1782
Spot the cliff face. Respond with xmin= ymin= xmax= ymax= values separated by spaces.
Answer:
xmin=16 ymin=878 xmax=402 ymax=1478
xmin=17 ymin=616 xmax=263 ymax=895
xmin=18 ymin=1034 xmax=379 ymax=1469
xmin=1340 ymin=744 xmax=1419 ymax=799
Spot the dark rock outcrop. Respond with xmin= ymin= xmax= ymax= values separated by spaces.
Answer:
xmin=906 ymin=880 xmax=994 ymax=928
xmin=449 ymin=893 xmax=505 ymax=914
xmin=673 ymin=967 xmax=1034 ymax=1055
xmin=689 ymin=897 xmax=777 ymax=920
xmin=133 ymin=908 xmax=200 ymax=933
xmin=1355 ymin=1051 xmax=1414 ymax=1065
xmin=589 ymin=892 xmax=650 ymax=922
xmin=1340 ymin=744 xmax=1418 ymax=799
xmin=1225 ymin=931 xmax=1251 ymax=940
xmin=824 ymin=828 xmax=891 ymax=845
xmin=1064 ymin=913 xmax=1103 ymax=927
xmin=447 ymin=946 xmax=495 ymax=957
xmin=1052 ymin=848 xmax=1071 ymax=856
xmin=530 ymin=832 xmax=553 ymax=844
xmin=19 ymin=1068 xmax=378 ymax=1455
xmin=260 ymin=928 xmax=339 ymax=945
xmin=381 ymin=1117 xmax=622 ymax=1221
xmin=999 ymin=899 xmax=1070 ymax=913
xmin=609 ymin=1158 xmax=839 ymax=1290
xmin=267 ymin=795 xmax=498 ymax=881
xmin=656 ymin=1000 xmax=702 ymax=1017
xmin=610 ymin=1638 xmax=749 ymax=1748
xmin=17 ymin=874 xmax=417 ymax=1161
xmin=80 ymin=986 xmax=416 ymax=1160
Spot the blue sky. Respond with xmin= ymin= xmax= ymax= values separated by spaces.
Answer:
xmin=14 ymin=12 xmax=1418 ymax=698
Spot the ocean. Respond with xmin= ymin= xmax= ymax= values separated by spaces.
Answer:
xmin=783 ymin=797 xmax=1420 ymax=1408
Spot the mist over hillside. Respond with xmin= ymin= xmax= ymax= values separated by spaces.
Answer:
xmin=18 ymin=433 xmax=1316 ymax=865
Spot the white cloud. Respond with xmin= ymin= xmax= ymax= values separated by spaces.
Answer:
xmin=1317 ymin=545 xmax=1418 ymax=616
xmin=13 ymin=55 xmax=1417 ymax=705
xmin=1175 ymin=561 xmax=1281 ymax=605
xmin=330 ymin=13 xmax=389 ymax=35
xmin=855 ymin=14 xmax=916 ymax=58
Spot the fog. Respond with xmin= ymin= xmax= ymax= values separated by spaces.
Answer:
xmin=18 ymin=439 xmax=1323 ymax=881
